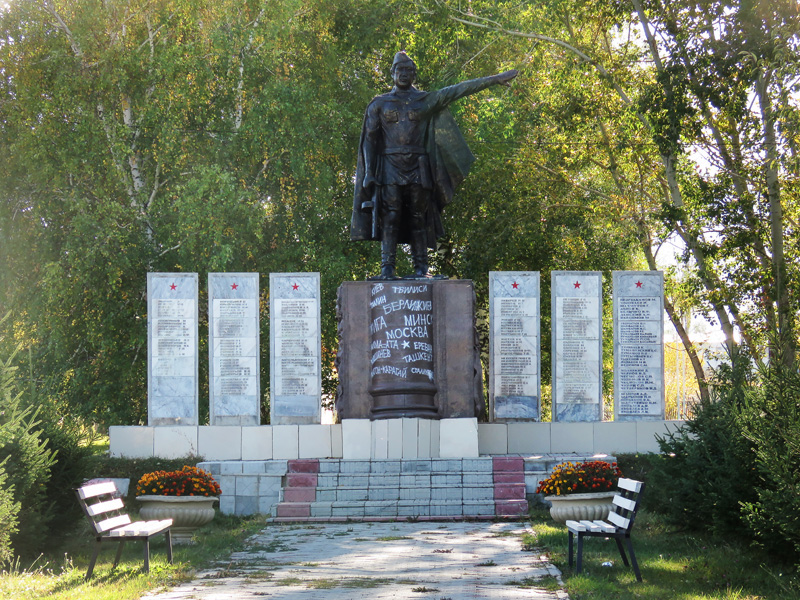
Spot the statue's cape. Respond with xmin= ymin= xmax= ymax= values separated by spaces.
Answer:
xmin=350 ymin=90 xmax=476 ymax=246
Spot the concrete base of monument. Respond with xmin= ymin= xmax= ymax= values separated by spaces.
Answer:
xmin=109 ymin=419 xmax=684 ymax=460
xmin=108 ymin=420 xmax=685 ymax=517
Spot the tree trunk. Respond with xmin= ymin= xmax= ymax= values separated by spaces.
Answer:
xmin=640 ymin=224 xmax=709 ymax=403
xmin=756 ymin=70 xmax=795 ymax=366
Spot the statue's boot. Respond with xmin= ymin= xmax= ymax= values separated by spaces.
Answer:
xmin=411 ymin=228 xmax=429 ymax=278
xmin=380 ymin=226 xmax=398 ymax=279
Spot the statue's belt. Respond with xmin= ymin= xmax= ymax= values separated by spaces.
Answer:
xmin=383 ymin=146 xmax=426 ymax=155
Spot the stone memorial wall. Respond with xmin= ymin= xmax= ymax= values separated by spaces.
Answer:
xmin=489 ymin=272 xmax=540 ymax=421
xmin=269 ymin=273 xmax=321 ymax=425
xmin=613 ymin=271 xmax=665 ymax=420
xmin=147 ymin=272 xmax=199 ymax=426
xmin=551 ymin=271 xmax=603 ymax=422
xmin=209 ymin=273 xmax=261 ymax=425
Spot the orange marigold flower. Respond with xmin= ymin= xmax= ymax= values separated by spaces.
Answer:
xmin=136 ymin=465 xmax=221 ymax=498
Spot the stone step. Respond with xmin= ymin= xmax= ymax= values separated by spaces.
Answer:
xmin=275 ymin=499 xmax=528 ymax=519
xmin=272 ymin=457 xmax=530 ymax=521
xmin=287 ymin=472 xmax=518 ymax=488
xmin=315 ymin=458 xmax=496 ymax=474
xmin=281 ymin=485 xmax=506 ymax=503
xmin=200 ymin=453 xmax=616 ymax=518
xmin=270 ymin=515 xmax=507 ymax=523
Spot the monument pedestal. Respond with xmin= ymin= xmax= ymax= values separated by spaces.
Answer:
xmin=336 ymin=280 xmax=483 ymax=420
xmin=368 ymin=281 xmax=438 ymax=420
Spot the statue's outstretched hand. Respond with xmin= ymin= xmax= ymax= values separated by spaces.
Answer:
xmin=496 ymin=69 xmax=519 ymax=87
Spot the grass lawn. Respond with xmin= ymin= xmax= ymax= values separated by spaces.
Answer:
xmin=0 ymin=511 xmax=270 ymax=600
xmin=526 ymin=506 xmax=800 ymax=600
xmin=2 ymin=504 xmax=799 ymax=600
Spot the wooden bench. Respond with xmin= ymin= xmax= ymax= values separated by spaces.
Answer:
xmin=75 ymin=481 xmax=173 ymax=579
xmin=566 ymin=478 xmax=645 ymax=582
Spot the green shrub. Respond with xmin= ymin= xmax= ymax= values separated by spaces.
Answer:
xmin=649 ymin=359 xmax=760 ymax=537
xmin=615 ymin=453 xmax=663 ymax=513
xmin=0 ymin=348 xmax=56 ymax=560
xmin=738 ymin=355 xmax=800 ymax=561
xmin=34 ymin=402 xmax=100 ymax=537
xmin=0 ymin=460 xmax=20 ymax=567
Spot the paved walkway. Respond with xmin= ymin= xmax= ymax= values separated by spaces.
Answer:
xmin=142 ymin=521 xmax=568 ymax=599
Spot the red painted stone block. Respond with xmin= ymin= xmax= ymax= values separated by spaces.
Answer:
xmin=493 ymin=456 xmax=524 ymax=472
xmin=495 ymin=499 xmax=528 ymax=516
xmin=276 ymin=503 xmax=311 ymax=518
xmin=288 ymin=459 xmax=320 ymax=473
xmin=493 ymin=471 xmax=525 ymax=484
xmin=287 ymin=473 xmax=318 ymax=488
xmin=494 ymin=483 xmax=526 ymax=500
xmin=283 ymin=487 xmax=317 ymax=502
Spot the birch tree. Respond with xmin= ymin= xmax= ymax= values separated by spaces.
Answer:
xmin=432 ymin=0 xmax=799 ymax=375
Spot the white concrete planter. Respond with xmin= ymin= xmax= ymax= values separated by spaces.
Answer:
xmin=545 ymin=492 xmax=616 ymax=524
xmin=136 ymin=495 xmax=218 ymax=544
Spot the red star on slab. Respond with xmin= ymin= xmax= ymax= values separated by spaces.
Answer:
xmin=292 ymin=283 xmax=299 ymax=291
xmin=170 ymin=283 xmax=177 ymax=291
xmin=512 ymin=281 xmax=519 ymax=289
xmin=231 ymin=283 xmax=238 ymax=290
xmin=635 ymin=281 xmax=643 ymax=288
xmin=573 ymin=281 xmax=581 ymax=289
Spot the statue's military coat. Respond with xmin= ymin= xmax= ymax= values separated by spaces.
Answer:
xmin=350 ymin=76 xmax=500 ymax=248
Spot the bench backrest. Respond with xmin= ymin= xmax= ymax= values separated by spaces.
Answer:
xmin=606 ymin=477 xmax=644 ymax=534
xmin=76 ymin=481 xmax=132 ymax=537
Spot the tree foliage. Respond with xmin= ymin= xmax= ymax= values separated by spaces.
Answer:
xmin=1 ymin=0 xmax=643 ymax=426
xmin=6 ymin=0 xmax=793 ymax=426
xmin=633 ymin=0 xmax=800 ymax=366
xmin=431 ymin=0 xmax=800 ymax=397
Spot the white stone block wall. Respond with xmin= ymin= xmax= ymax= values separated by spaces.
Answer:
xmin=109 ymin=419 xmax=685 ymax=460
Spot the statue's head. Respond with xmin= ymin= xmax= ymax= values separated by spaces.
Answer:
xmin=391 ymin=51 xmax=416 ymax=90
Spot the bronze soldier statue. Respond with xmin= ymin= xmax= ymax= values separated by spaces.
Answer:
xmin=351 ymin=52 xmax=518 ymax=279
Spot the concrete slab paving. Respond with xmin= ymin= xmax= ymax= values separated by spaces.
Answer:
xmin=141 ymin=521 xmax=569 ymax=599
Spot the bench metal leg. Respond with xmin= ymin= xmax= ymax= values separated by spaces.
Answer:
xmin=568 ymin=532 xmax=574 ymax=567
xmin=86 ymin=540 xmax=102 ymax=580
xmin=626 ymin=538 xmax=642 ymax=582
xmin=143 ymin=539 xmax=151 ymax=573
xmin=165 ymin=530 xmax=174 ymax=564
xmin=615 ymin=537 xmax=630 ymax=566
xmin=113 ymin=540 xmax=126 ymax=569
xmin=576 ymin=534 xmax=584 ymax=574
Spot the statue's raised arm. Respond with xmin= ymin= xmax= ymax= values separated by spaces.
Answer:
xmin=496 ymin=69 xmax=519 ymax=86
xmin=350 ymin=52 xmax=519 ymax=280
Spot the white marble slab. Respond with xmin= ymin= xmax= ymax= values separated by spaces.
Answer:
xmin=551 ymin=271 xmax=603 ymax=422
xmin=147 ymin=273 xmax=199 ymax=426
xmin=269 ymin=273 xmax=321 ymax=424
xmin=209 ymin=273 xmax=261 ymax=426
xmin=613 ymin=271 xmax=665 ymax=420
xmin=489 ymin=272 xmax=541 ymax=421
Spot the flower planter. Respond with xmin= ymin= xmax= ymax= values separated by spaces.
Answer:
xmin=136 ymin=495 xmax=218 ymax=544
xmin=545 ymin=492 xmax=617 ymax=524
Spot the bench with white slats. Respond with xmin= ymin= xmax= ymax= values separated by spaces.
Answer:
xmin=76 ymin=481 xmax=173 ymax=579
xmin=566 ymin=477 xmax=645 ymax=582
